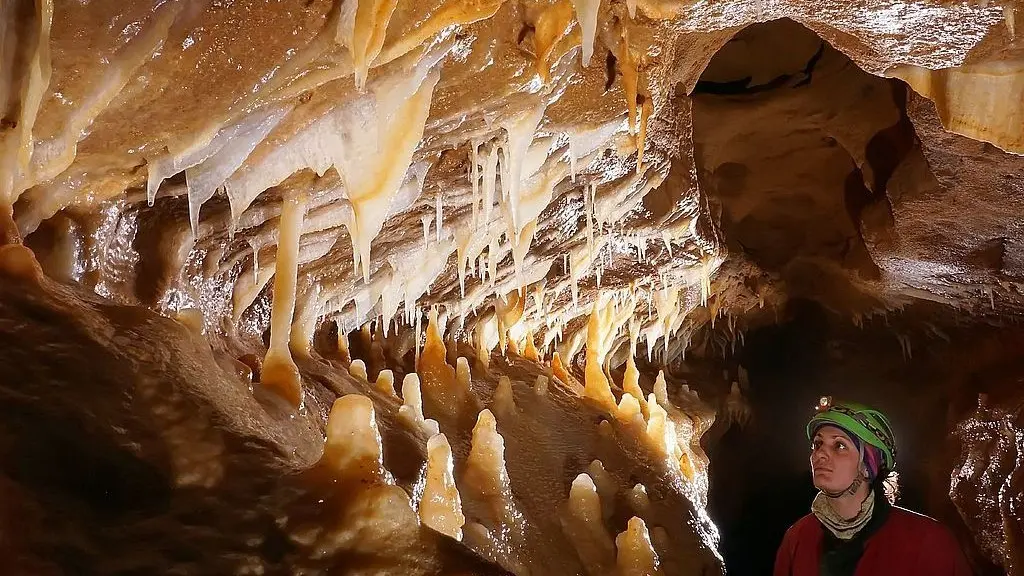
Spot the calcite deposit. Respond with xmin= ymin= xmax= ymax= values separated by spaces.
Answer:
xmin=1 ymin=0 xmax=1023 ymax=574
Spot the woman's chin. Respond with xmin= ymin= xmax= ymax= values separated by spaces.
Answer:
xmin=812 ymin=474 xmax=835 ymax=491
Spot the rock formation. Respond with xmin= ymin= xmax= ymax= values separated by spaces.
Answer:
xmin=1 ymin=0 xmax=1023 ymax=574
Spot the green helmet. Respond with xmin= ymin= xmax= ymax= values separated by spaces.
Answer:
xmin=806 ymin=396 xmax=897 ymax=472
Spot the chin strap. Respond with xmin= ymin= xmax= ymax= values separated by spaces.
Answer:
xmin=824 ymin=472 xmax=865 ymax=498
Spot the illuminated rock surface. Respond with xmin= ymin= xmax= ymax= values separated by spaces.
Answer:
xmin=1 ymin=0 xmax=1024 ymax=574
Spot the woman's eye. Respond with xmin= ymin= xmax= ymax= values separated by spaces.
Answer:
xmin=836 ymin=442 xmax=846 ymax=450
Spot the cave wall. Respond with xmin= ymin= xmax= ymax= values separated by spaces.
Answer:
xmin=2 ymin=1 xmax=1024 ymax=574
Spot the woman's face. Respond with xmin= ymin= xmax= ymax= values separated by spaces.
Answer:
xmin=810 ymin=425 xmax=862 ymax=493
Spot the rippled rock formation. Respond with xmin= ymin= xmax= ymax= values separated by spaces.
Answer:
xmin=2 ymin=0 xmax=1024 ymax=574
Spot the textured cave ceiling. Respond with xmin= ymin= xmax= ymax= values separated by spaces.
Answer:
xmin=1 ymin=0 xmax=1024 ymax=575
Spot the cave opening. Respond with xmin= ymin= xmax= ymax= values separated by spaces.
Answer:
xmin=691 ymin=17 xmax=1001 ymax=575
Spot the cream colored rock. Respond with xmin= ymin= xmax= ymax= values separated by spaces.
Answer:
xmin=420 ymin=433 xmax=466 ymax=541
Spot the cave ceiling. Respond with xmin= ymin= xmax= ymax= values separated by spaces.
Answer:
xmin=1 ymin=0 xmax=1023 ymax=574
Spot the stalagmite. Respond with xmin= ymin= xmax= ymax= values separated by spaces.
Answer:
xmin=464 ymin=409 xmax=521 ymax=531
xmin=399 ymin=373 xmax=440 ymax=436
xmin=551 ymin=351 xmax=575 ymax=388
xmin=475 ymin=324 xmax=492 ymax=371
xmin=261 ymin=193 xmax=307 ymax=408
xmin=375 ymin=369 xmax=395 ymax=395
xmin=321 ymin=394 xmax=387 ymax=483
xmin=522 ymin=330 xmax=540 ymax=361
xmin=627 ymin=483 xmax=651 ymax=513
xmin=584 ymin=298 xmax=619 ymax=412
xmin=417 ymin=308 xmax=477 ymax=421
xmin=587 ymin=460 xmax=618 ymax=520
xmin=646 ymin=394 xmax=679 ymax=462
xmin=493 ymin=375 xmax=516 ymax=415
xmin=447 ymin=351 xmax=468 ymax=386
xmin=617 ymin=393 xmax=645 ymax=427
xmin=570 ymin=0 xmax=601 ymax=67
xmin=623 ymin=354 xmax=647 ymax=417
xmin=420 ymin=433 xmax=466 ymax=541
xmin=348 ymin=358 xmax=369 ymax=380
xmin=534 ymin=374 xmax=549 ymax=396
xmin=616 ymin=517 xmax=663 ymax=576
xmin=654 ymin=370 xmax=668 ymax=406
xmin=562 ymin=473 xmax=616 ymax=574
xmin=337 ymin=324 xmax=351 ymax=362
xmin=0 ymin=243 xmax=41 ymax=281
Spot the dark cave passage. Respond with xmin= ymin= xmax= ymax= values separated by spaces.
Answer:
xmin=688 ymin=18 xmax=949 ymax=573
xmin=703 ymin=297 xmax=1005 ymax=575
xmin=706 ymin=300 xmax=824 ymax=575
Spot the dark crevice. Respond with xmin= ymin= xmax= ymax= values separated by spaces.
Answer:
xmin=693 ymin=40 xmax=825 ymax=95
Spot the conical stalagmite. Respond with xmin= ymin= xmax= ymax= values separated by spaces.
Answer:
xmin=534 ymin=374 xmax=549 ymax=396
xmin=464 ymin=409 xmax=522 ymax=532
xmin=627 ymin=484 xmax=651 ymax=514
xmin=522 ymin=331 xmax=541 ymax=361
xmin=420 ymin=433 xmax=466 ymax=540
xmin=348 ymin=359 xmax=369 ymax=380
xmin=623 ymin=354 xmax=648 ymax=417
xmin=654 ymin=371 xmax=669 ymax=406
xmin=562 ymin=473 xmax=616 ymax=575
xmin=493 ymin=375 xmax=516 ymax=416
xmin=616 ymin=517 xmax=663 ymax=576
xmin=587 ymin=460 xmax=618 ymax=521
xmin=616 ymin=393 xmax=645 ymax=428
xmin=320 ymin=394 xmax=387 ymax=483
xmin=399 ymin=373 xmax=440 ymax=436
xmin=375 ymin=369 xmax=396 ymax=396
xmin=584 ymin=297 xmax=623 ymax=412
xmin=417 ymin=308 xmax=478 ymax=422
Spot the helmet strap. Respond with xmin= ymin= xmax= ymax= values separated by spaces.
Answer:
xmin=823 ymin=466 xmax=868 ymax=499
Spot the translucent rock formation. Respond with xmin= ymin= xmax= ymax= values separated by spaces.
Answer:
xmin=2 ymin=0 xmax=1024 ymax=573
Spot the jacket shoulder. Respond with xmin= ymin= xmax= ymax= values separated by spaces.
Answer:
xmin=775 ymin=514 xmax=822 ymax=576
xmin=887 ymin=506 xmax=947 ymax=530
xmin=784 ymin=513 xmax=821 ymax=540
xmin=885 ymin=506 xmax=962 ymax=545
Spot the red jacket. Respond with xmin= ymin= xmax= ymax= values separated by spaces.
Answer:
xmin=774 ymin=507 xmax=973 ymax=576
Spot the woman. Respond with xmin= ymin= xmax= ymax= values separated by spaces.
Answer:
xmin=774 ymin=397 xmax=972 ymax=576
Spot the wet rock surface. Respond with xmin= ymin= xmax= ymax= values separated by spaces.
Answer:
xmin=2 ymin=0 xmax=1024 ymax=573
